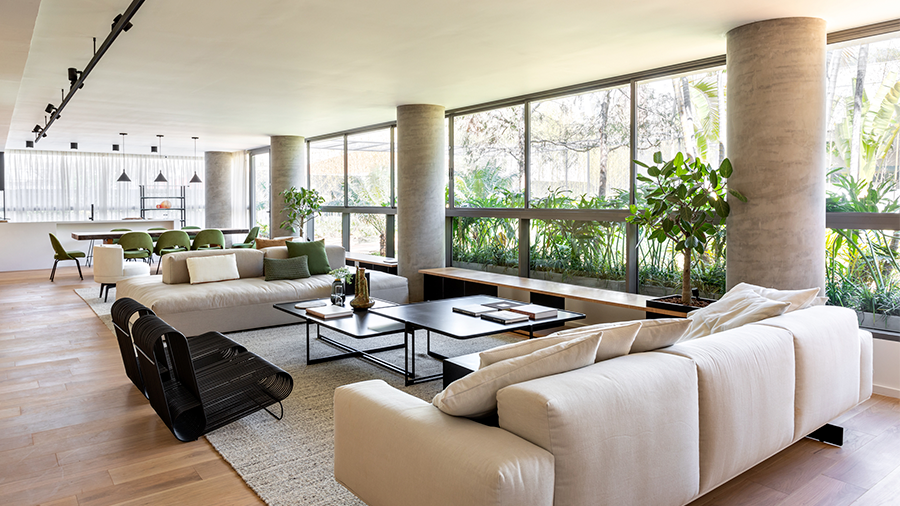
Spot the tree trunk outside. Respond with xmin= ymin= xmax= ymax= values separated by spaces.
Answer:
xmin=850 ymin=44 xmax=869 ymax=179
xmin=682 ymin=247 xmax=692 ymax=304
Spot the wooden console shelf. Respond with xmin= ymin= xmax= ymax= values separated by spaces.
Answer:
xmin=420 ymin=267 xmax=686 ymax=318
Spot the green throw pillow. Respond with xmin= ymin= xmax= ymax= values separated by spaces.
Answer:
xmin=264 ymin=255 xmax=310 ymax=281
xmin=286 ymin=239 xmax=331 ymax=275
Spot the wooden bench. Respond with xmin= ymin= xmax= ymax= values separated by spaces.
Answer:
xmin=346 ymin=252 xmax=398 ymax=274
xmin=420 ymin=267 xmax=686 ymax=318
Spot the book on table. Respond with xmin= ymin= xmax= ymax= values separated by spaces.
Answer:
xmin=306 ymin=304 xmax=353 ymax=319
xmin=452 ymin=304 xmax=499 ymax=316
xmin=508 ymin=303 xmax=558 ymax=320
xmin=481 ymin=310 xmax=530 ymax=324
xmin=294 ymin=300 xmax=328 ymax=309
xmin=481 ymin=300 xmax=526 ymax=310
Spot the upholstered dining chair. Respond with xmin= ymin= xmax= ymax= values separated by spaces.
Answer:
xmin=153 ymin=230 xmax=191 ymax=274
xmin=48 ymin=233 xmax=86 ymax=281
xmin=191 ymin=229 xmax=225 ymax=250
xmin=231 ymin=226 xmax=259 ymax=248
xmin=148 ymin=227 xmax=167 ymax=244
xmin=118 ymin=231 xmax=153 ymax=262
xmin=110 ymin=228 xmax=131 ymax=245
xmin=93 ymin=245 xmax=151 ymax=301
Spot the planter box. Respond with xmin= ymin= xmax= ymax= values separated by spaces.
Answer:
xmin=645 ymin=292 xmax=716 ymax=319
xmin=858 ymin=311 xmax=900 ymax=332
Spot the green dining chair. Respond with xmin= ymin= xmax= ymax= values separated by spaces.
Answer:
xmin=110 ymin=228 xmax=131 ymax=245
xmin=232 ymin=226 xmax=260 ymax=248
xmin=191 ymin=229 xmax=226 ymax=250
xmin=148 ymin=227 xmax=167 ymax=244
xmin=118 ymin=231 xmax=153 ymax=262
xmin=153 ymin=230 xmax=191 ymax=274
xmin=182 ymin=225 xmax=201 ymax=239
xmin=48 ymin=233 xmax=86 ymax=281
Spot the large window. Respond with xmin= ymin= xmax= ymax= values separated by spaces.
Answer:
xmin=453 ymin=106 xmax=525 ymax=208
xmin=308 ymin=127 xmax=396 ymax=256
xmin=530 ymin=86 xmax=631 ymax=209
xmin=250 ymin=149 xmax=270 ymax=237
xmin=825 ymin=33 xmax=900 ymax=331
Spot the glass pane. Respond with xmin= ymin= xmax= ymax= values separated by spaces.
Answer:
xmin=530 ymin=86 xmax=631 ymax=209
xmin=637 ymin=223 xmax=726 ymax=299
xmin=451 ymin=217 xmax=518 ymax=273
xmin=350 ymin=213 xmax=387 ymax=255
xmin=827 ymin=228 xmax=900 ymax=331
xmin=453 ymin=105 xmax=525 ymax=208
xmin=636 ymin=67 xmax=727 ymax=172
xmin=348 ymin=129 xmax=392 ymax=207
xmin=826 ymin=35 xmax=900 ymax=207
xmin=252 ymin=152 xmax=270 ymax=237
xmin=314 ymin=212 xmax=343 ymax=246
xmin=309 ymin=138 xmax=345 ymax=206
xmin=530 ymin=219 xmax=626 ymax=290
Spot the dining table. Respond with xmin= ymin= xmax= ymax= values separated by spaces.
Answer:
xmin=71 ymin=227 xmax=250 ymax=266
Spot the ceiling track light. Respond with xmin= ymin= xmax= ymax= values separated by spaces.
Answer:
xmin=154 ymin=134 xmax=168 ymax=183
xmin=116 ymin=133 xmax=131 ymax=182
xmin=70 ymin=142 xmax=78 ymax=150
xmin=30 ymin=0 xmax=145 ymax=144
xmin=189 ymin=136 xmax=202 ymax=184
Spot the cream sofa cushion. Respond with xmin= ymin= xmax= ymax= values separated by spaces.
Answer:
xmin=162 ymin=248 xmax=264 ymax=284
xmin=659 ymin=324 xmax=796 ymax=494
xmin=436 ymin=332 xmax=601 ymax=417
xmin=682 ymin=291 xmax=790 ymax=340
xmin=186 ymin=254 xmax=240 ymax=284
xmin=479 ymin=321 xmax=639 ymax=367
xmin=753 ymin=305 xmax=862 ymax=441
xmin=497 ymin=352 xmax=700 ymax=506
xmin=629 ymin=317 xmax=692 ymax=353
xmin=335 ymin=380 xmax=555 ymax=506
xmin=730 ymin=282 xmax=821 ymax=312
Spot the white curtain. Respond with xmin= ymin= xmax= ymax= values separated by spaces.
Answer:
xmin=230 ymin=150 xmax=251 ymax=228
xmin=5 ymin=149 xmax=205 ymax=226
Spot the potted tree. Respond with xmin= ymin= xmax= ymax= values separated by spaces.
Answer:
xmin=280 ymin=186 xmax=325 ymax=239
xmin=627 ymin=151 xmax=746 ymax=311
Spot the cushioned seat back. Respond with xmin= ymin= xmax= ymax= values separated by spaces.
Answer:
xmin=162 ymin=249 xmax=265 ymax=284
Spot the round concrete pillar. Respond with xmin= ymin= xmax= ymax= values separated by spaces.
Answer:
xmin=397 ymin=104 xmax=446 ymax=302
xmin=270 ymin=136 xmax=307 ymax=238
xmin=204 ymin=151 xmax=233 ymax=229
xmin=726 ymin=17 xmax=826 ymax=292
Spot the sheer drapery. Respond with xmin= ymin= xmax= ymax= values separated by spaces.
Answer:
xmin=231 ymin=150 xmax=250 ymax=228
xmin=5 ymin=149 xmax=205 ymax=225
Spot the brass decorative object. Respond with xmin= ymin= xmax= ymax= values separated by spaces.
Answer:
xmin=349 ymin=266 xmax=374 ymax=310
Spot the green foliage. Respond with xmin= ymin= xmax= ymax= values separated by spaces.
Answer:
xmin=627 ymin=151 xmax=744 ymax=303
xmin=280 ymin=186 xmax=325 ymax=234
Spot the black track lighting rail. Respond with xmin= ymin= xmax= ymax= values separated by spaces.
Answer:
xmin=33 ymin=0 xmax=145 ymax=144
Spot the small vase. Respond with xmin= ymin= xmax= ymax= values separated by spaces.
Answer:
xmin=349 ymin=267 xmax=375 ymax=310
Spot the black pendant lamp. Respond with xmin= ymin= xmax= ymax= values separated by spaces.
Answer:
xmin=116 ymin=132 xmax=131 ymax=182
xmin=154 ymin=134 xmax=168 ymax=183
xmin=189 ymin=136 xmax=202 ymax=183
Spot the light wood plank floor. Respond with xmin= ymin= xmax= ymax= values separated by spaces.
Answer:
xmin=1 ymin=266 xmax=898 ymax=506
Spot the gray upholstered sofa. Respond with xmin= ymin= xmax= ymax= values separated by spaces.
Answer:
xmin=116 ymin=245 xmax=408 ymax=335
xmin=333 ymin=305 xmax=873 ymax=506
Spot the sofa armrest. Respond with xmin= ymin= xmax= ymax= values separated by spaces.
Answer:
xmin=334 ymin=380 xmax=554 ymax=506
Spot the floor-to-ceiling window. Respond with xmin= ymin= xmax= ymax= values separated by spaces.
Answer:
xmin=307 ymin=126 xmax=396 ymax=256
xmin=824 ymin=31 xmax=900 ymax=331
xmin=249 ymin=148 xmax=270 ymax=236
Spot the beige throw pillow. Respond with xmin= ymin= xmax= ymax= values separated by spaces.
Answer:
xmin=682 ymin=292 xmax=791 ymax=340
xmin=186 ymin=254 xmax=240 ymax=284
xmin=478 ymin=321 xmax=640 ymax=367
xmin=629 ymin=318 xmax=693 ymax=353
xmin=434 ymin=332 xmax=602 ymax=417
xmin=730 ymin=282 xmax=821 ymax=313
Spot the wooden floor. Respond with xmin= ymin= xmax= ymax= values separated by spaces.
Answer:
xmin=1 ymin=267 xmax=898 ymax=506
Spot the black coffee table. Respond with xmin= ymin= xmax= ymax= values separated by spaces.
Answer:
xmin=273 ymin=298 xmax=409 ymax=376
xmin=370 ymin=295 xmax=585 ymax=385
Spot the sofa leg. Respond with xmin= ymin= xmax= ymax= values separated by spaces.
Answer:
xmin=807 ymin=423 xmax=843 ymax=446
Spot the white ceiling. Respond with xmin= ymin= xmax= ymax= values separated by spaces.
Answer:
xmin=1 ymin=0 xmax=899 ymax=156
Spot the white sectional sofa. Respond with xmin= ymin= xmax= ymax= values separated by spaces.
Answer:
xmin=333 ymin=305 xmax=873 ymax=506
xmin=116 ymin=245 xmax=408 ymax=335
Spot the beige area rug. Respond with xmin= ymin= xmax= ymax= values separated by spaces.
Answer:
xmin=74 ymin=288 xmax=518 ymax=505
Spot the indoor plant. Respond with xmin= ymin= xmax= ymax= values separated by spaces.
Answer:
xmin=627 ymin=151 xmax=746 ymax=308
xmin=280 ymin=186 xmax=325 ymax=237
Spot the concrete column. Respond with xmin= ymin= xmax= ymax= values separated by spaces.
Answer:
xmin=726 ymin=18 xmax=826 ymax=292
xmin=270 ymin=136 xmax=306 ymax=238
xmin=204 ymin=151 xmax=233 ymax=229
xmin=397 ymin=104 xmax=446 ymax=302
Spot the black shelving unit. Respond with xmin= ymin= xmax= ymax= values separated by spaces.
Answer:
xmin=140 ymin=185 xmax=186 ymax=228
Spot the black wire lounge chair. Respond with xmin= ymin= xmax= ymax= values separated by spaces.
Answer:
xmin=129 ymin=312 xmax=293 ymax=442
